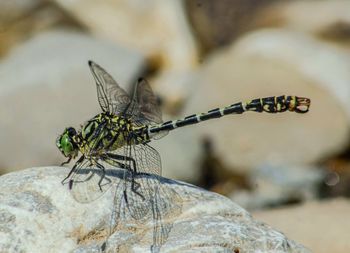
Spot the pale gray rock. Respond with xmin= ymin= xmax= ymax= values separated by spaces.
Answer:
xmin=0 ymin=167 xmax=310 ymax=253
xmin=231 ymin=165 xmax=324 ymax=210
xmin=182 ymin=28 xmax=349 ymax=172
xmin=152 ymin=125 xmax=201 ymax=181
xmin=0 ymin=0 xmax=41 ymax=24
xmin=184 ymin=0 xmax=277 ymax=52
xmin=253 ymin=198 xmax=350 ymax=253
xmin=0 ymin=1 xmax=83 ymax=57
xmin=256 ymin=0 xmax=350 ymax=38
xmin=233 ymin=29 xmax=350 ymax=120
xmin=53 ymin=0 xmax=199 ymax=71
xmin=0 ymin=30 xmax=145 ymax=173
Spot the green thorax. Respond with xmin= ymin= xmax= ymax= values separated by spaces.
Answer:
xmin=77 ymin=112 xmax=148 ymax=155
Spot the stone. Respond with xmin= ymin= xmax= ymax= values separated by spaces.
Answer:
xmin=0 ymin=1 xmax=84 ymax=57
xmin=184 ymin=0 xmax=280 ymax=53
xmin=253 ymin=198 xmax=350 ymax=253
xmin=0 ymin=166 xmax=310 ymax=253
xmin=0 ymin=30 xmax=145 ymax=174
xmin=151 ymin=124 xmax=201 ymax=181
xmin=0 ymin=0 xmax=41 ymax=24
xmin=148 ymin=70 xmax=201 ymax=181
xmin=255 ymin=0 xmax=350 ymax=44
xmin=53 ymin=0 xmax=199 ymax=71
xmin=182 ymin=28 xmax=350 ymax=171
xmin=233 ymin=29 xmax=350 ymax=119
xmin=230 ymin=165 xmax=324 ymax=210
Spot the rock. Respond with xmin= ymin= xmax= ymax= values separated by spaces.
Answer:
xmin=148 ymin=70 xmax=201 ymax=181
xmin=184 ymin=0 xmax=280 ymax=53
xmin=233 ymin=29 xmax=350 ymax=119
xmin=0 ymin=30 xmax=145 ymax=174
xmin=320 ymin=157 xmax=350 ymax=198
xmin=53 ymin=0 xmax=199 ymax=71
xmin=231 ymin=165 xmax=324 ymax=210
xmin=254 ymin=0 xmax=350 ymax=45
xmin=151 ymin=125 xmax=201 ymax=181
xmin=182 ymin=28 xmax=350 ymax=171
xmin=253 ymin=198 xmax=350 ymax=253
xmin=0 ymin=1 xmax=84 ymax=57
xmin=0 ymin=166 xmax=310 ymax=253
xmin=185 ymin=0 xmax=350 ymax=53
xmin=0 ymin=0 xmax=41 ymax=24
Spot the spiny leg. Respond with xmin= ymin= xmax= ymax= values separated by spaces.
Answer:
xmin=60 ymin=156 xmax=72 ymax=166
xmin=100 ymin=154 xmax=134 ymax=202
xmin=105 ymin=153 xmax=137 ymax=173
xmin=126 ymin=144 xmax=146 ymax=202
xmin=95 ymin=161 xmax=107 ymax=191
xmin=103 ymin=153 xmax=134 ymax=204
xmin=61 ymin=155 xmax=85 ymax=186
xmin=105 ymin=152 xmax=145 ymax=201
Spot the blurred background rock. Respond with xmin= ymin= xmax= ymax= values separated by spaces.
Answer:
xmin=0 ymin=0 xmax=350 ymax=252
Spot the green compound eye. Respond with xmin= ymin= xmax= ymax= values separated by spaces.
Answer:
xmin=61 ymin=133 xmax=74 ymax=156
xmin=57 ymin=127 xmax=77 ymax=158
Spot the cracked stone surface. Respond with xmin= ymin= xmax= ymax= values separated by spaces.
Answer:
xmin=0 ymin=167 xmax=311 ymax=253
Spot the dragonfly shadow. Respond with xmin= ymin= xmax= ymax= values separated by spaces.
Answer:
xmin=103 ymin=168 xmax=198 ymax=191
xmin=63 ymin=165 xmax=185 ymax=252
xmin=97 ymin=169 xmax=185 ymax=253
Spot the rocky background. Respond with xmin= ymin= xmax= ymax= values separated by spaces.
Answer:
xmin=0 ymin=1 xmax=349 ymax=252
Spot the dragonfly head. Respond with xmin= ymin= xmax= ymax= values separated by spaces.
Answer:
xmin=56 ymin=127 xmax=79 ymax=158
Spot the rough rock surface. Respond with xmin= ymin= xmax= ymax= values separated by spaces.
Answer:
xmin=0 ymin=167 xmax=310 ymax=253
xmin=0 ymin=30 xmax=145 ymax=173
xmin=253 ymin=198 xmax=350 ymax=253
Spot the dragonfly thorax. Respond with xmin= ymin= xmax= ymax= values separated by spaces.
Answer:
xmin=78 ymin=112 xmax=149 ymax=155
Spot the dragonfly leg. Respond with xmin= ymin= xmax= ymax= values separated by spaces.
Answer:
xmin=123 ymin=189 xmax=129 ymax=205
xmin=61 ymin=155 xmax=84 ymax=186
xmin=123 ymin=178 xmax=145 ymax=210
xmin=95 ymin=161 xmax=107 ymax=191
xmin=105 ymin=153 xmax=145 ymax=199
xmin=60 ymin=156 xmax=72 ymax=166
xmin=131 ymin=176 xmax=145 ymax=201
xmin=105 ymin=153 xmax=137 ymax=173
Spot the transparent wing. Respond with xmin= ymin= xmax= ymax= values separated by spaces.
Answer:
xmin=108 ymin=144 xmax=156 ymax=220
xmin=88 ymin=61 xmax=131 ymax=114
xmin=107 ymin=169 xmax=127 ymax=235
xmin=132 ymin=174 xmax=183 ymax=251
xmin=110 ymin=144 xmax=182 ymax=251
xmin=109 ymin=142 xmax=161 ymax=175
xmin=124 ymin=172 xmax=153 ymax=221
xmin=133 ymin=143 xmax=162 ymax=175
xmin=132 ymin=78 xmax=163 ymax=124
xmin=149 ymin=129 xmax=169 ymax=140
xmin=147 ymin=174 xmax=183 ymax=251
xmin=125 ymin=78 xmax=169 ymax=139
xmin=108 ymin=173 xmax=182 ymax=251
xmin=68 ymin=158 xmax=117 ymax=203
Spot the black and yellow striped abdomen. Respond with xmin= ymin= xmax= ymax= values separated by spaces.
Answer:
xmin=147 ymin=95 xmax=310 ymax=135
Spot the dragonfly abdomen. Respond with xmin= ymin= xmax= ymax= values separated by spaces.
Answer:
xmin=147 ymin=95 xmax=310 ymax=135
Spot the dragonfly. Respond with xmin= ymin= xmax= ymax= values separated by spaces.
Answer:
xmin=56 ymin=61 xmax=311 ymax=250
